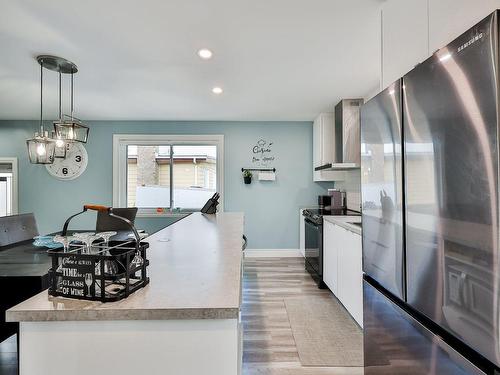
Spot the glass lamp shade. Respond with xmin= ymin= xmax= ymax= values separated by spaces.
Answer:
xmin=52 ymin=131 xmax=67 ymax=158
xmin=26 ymin=133 xmax=56 ymax=164
xmin=54 ymin=119 xmax=89 ymax=143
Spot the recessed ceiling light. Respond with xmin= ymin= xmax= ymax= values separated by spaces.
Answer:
xmin=212 ymin=87 xmax=223 ymax=94
xmin=198 ymin=48 xmax=213 ymax=60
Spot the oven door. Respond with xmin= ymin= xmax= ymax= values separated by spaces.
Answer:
xmin=304 ymin=218 xmax=322 ymax=277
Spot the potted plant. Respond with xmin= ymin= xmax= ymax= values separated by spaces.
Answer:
xmin=243 ymin=170 xmax=253 ymax=184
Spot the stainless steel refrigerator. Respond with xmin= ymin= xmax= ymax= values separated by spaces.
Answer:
xmin=361 ymin=10 xmax=500 ymax=374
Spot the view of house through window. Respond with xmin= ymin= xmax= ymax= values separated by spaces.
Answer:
xmin=127 ymin=145 xmax=217 ymax=210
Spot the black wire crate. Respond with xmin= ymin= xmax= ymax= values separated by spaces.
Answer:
xmin=47 ymin=205 xmax=150 ymax=302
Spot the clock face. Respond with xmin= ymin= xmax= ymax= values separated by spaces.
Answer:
xmin=46 ymin=142 xmax=88 ymax=180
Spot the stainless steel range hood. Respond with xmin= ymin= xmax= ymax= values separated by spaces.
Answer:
xmin=315 ymin=98 xmax=363 ymax=171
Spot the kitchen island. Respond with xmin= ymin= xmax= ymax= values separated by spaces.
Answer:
xmin=6 ymin=212 xmax=244 ymax=375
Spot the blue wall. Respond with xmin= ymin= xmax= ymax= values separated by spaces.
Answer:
xmin=0 ymin=121 xmax=331 ymax=249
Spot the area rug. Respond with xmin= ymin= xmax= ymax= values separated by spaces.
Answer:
xmin=284 ymin=295 xmax=364 ymax=367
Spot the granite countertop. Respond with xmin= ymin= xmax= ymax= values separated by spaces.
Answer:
xmin=323 ymin=215 xmax=362 ymax=235
xmin=6 ymin=212 xmax=244 ymax=322
xmin=0 ymin=242 xmax=51 ymax=278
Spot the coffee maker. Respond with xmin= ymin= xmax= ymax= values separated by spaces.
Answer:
xmin=317 ymin=195 xmax=332 ymax=211
xmin=328 ymin=189 xmax=346 ymax=210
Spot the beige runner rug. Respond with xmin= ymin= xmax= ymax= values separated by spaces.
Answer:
xmin=284 ymin=295 xmax=363 ymax=367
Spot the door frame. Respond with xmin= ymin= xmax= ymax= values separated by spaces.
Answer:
xmin=0 ymin=157 xmax=18 ymax=215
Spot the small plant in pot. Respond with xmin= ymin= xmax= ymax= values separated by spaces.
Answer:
xmin=243 ymin=170 xmax=253 ymax=184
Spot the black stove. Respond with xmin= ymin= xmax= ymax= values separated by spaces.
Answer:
xmin=303 ymin=208 xmax=361 ymax=288
xmin=302 ymin=208 xmax=360 ymax=225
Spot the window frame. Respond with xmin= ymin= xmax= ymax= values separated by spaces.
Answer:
xmin=113 ymin=134 xmax=224 ymax=217
xmin=0 ymin=157 xmax=18 ymax=216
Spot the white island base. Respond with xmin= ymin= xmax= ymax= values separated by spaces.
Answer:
xmin=19 ymin=318 xmax=242 ymax=375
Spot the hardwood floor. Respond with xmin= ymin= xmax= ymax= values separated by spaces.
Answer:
xmin=1 ymin=257 xmax=363 ymax=375
xmin=242 ymin=257 xmax=364 ymax=375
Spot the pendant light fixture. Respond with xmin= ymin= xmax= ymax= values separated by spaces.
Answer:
xmin=52 ymin=58 xmax=90 ymax=144
xmin=53 ymin=69 xmax=66 ymax=158
xmin=26 ymin=59 xmax=56 ymax=164
xmin=27 ymin=55 xmax=89 ymax=164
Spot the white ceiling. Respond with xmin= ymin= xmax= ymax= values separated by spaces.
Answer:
xmin=0 ymin=0 xmax=382 ymax=121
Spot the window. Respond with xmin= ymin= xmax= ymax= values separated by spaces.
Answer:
xmin=0 ymin=158 xmax=18 ymax=217
xmin=113 ymin=135 xmax=223 ymax=216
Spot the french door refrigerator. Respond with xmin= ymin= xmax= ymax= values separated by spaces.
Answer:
xmin=362 ymin=10 xmax=500 ymax=375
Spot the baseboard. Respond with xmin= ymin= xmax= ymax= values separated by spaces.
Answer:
xmin=244 ymin=249 xmax=303 ymax=258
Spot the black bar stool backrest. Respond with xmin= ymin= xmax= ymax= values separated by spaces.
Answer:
xmin=0 ymin=213 xmax=39 ymax=247
xmin=96 ymin=207 xmax=138 ymax=232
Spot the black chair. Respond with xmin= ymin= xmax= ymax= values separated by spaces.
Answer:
xmin=95 ymin=207 xmax=138 ymax=232
xmin=0 ymin=213 xmax=39 ymax=247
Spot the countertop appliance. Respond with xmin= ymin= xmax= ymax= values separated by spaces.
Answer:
xmin=315 ymin=99 xmax=364 ymax=171
xmin=362 ymin=11 xmax=500 ymax=374
xmin=328 ymin=189 xmax=346 ymax=210
xmin=317 ymin=195 xmax=332 ymax=210
xmin=303 ymin=207 xmax=360 ymax=288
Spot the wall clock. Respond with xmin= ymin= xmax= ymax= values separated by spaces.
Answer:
xmin=46 ymin=142 xmax=88 ymax=180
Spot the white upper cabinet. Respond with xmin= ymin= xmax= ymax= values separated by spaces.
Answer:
xmin=428 ymin=0 xmax=500 ymax=53
xmin=312 ymin=113 xmax=344 ymax=182
xmin=381 ymin=0 xmax=429 ymax=89
xmin=381 ymin=0 xmax=500 ymax=90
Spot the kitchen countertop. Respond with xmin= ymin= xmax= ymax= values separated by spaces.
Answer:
xmin=323 ymin=215 xmax=362 ymax=235
xmin=0 ymin=241 xmax=51 ymax=278
xmin=6 ymin=212 xmax=244 ymax=322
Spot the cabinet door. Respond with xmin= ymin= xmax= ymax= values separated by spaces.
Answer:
xmin=313 ymin=116 xmax=322 ymax=169
xmin=319 ymin=113 xmax=334 ymax=166
xmin=313 ymin=113 xmax=345 ymax=182
xmin=323 ymin=221 xmax=338 ymax=293
xmin=339 ymin=230 xmax=363 ymax=327
xmin=381 ymin=0 xmax=428 ymax=89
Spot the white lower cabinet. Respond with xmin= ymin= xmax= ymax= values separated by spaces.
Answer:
xmin=323 ymin=220 xmax=363 ymax=327
xmin=323 ymin=220 xmax=339 ymax=295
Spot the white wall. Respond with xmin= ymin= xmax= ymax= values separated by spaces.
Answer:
xmin=380 ymin=0 xmax=500 ymax=89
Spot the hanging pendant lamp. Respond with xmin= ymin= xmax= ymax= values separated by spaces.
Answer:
xmin=26 ymin=60 xmax=56 ymax=164
xmin=52 ymin=58 xmax=90 ymax=143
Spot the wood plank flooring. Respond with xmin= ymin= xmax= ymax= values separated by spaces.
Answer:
xmin=1 ymin=257 xmax=364 ymax=375
xmin=242 ymin=257 xmax=364 ymax=375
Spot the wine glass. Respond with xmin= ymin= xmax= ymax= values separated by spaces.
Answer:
xmin=73 ymin=232 xmax=95 ymax=254
xmin=53 ymin=235 xmax=77 ymax=292
xmin=97 ymin=231 xmax=117 ymax=247
xmin=86 ymin=234 xmax=103 ymax=254
xmin=94 ymin=231 xmax=119 ymax=277
xmin=84 ymin=273 xmax=93 ymax=298
xmin=53 ymin=235 xmax=75 ymax=253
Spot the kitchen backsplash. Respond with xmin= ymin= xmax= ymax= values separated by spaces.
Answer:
xmin=335 ymin=170 xmax=361 ymax=212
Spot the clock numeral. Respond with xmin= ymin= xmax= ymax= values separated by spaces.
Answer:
xmin=75 ymin=155 xmax=82 ymax=163
xmin=62 ymin=167 xmax=68 ymax=175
